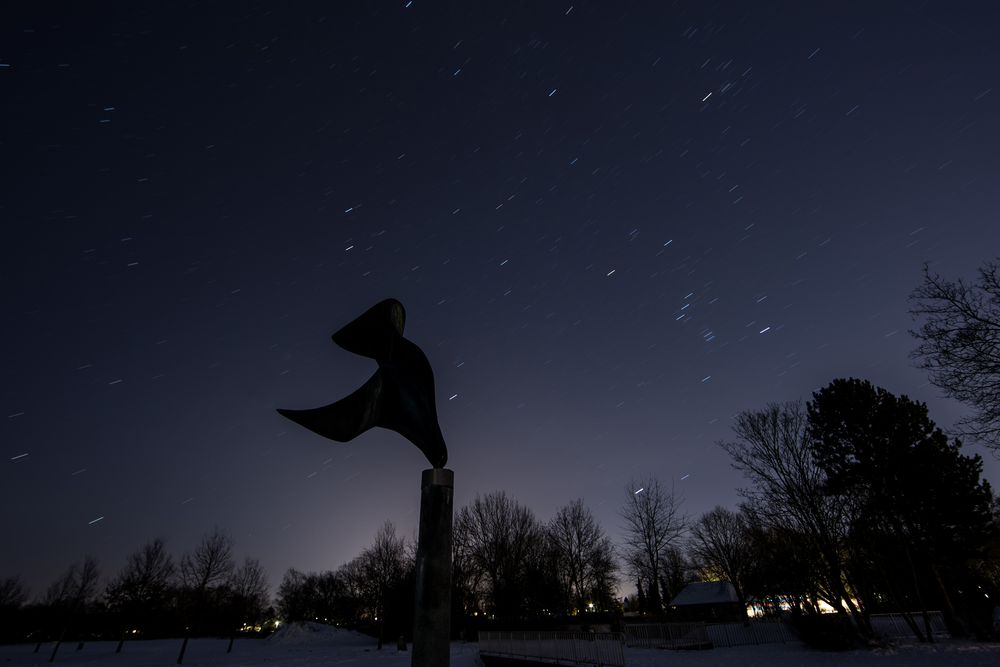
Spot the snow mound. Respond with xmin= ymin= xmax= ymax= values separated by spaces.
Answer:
xmin=268 ymin=621 xmax=373 ymax=646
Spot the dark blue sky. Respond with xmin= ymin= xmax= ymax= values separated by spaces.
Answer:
xmin=3 ymin=1 xmax=999 ymax=596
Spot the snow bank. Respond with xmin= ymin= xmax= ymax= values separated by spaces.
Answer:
xmin=267 ymin=620 xmax=372 ymax=646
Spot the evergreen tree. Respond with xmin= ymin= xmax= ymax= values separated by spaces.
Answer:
xmin=807 ymin=378 xmax=995 ymax=637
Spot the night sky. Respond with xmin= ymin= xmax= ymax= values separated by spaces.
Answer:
xmin=3 ymin=2 xmax=1000 ymax=598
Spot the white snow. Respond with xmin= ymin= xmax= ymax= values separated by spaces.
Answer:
xmin=625 ymin=641 xmax=1000 ymax=667
xmin=0 ymin=623 xmax=481 ymax=667
xmin=0 ymin=623 xmax=998 ymax=667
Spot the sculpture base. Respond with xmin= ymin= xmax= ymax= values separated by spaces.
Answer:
xmin=412 ymin=468 xmax=453 ymax=667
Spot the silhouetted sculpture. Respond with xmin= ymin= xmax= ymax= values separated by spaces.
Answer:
xmin=277 ymin=298 xmax=448 ymax=468
xmin=278 ymin=298 xmax=453 ymax=667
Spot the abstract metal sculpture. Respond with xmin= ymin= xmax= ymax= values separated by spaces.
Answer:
xmin=277 ymin=298 xmax=448 ymax=468
xmin=277 ymin=299 xmax=453 ymax=667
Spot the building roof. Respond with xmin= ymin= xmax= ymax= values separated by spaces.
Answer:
xmin=669 ymin=581 xmax=739 ymax=606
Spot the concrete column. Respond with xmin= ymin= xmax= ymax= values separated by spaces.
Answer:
xmin=412 ymin=468 xmax=453 ymax=667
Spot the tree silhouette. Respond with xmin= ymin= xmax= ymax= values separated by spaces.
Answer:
xmin=106 ymin=539 xmax=175 ymax=650
xmin=910 ymin=259 xmax=1000 ymax=451
xmin=808 ymin=378 xmax=995 ymax=639
xmin=106 ymin=539 xmax=175 ymax=626
xmin=359 ymin=522 xmax=408 ymax=648
xmin=719 ymin=403 xmax=866 ymax=635
xmin=620 ymin=478 xmax=685 ymax=614
xmin=275 ymin=569 xmax=310 ymax=622
xmin=740 ymin=516 xmax=822 ymax=616
xmin=276 ymin=568 xmax=350 ymax=624
xmin=42 ymin=557 xmax=100 ymax=660
xmin=177 ymin=528 xmax=234 ymax=663
xmin=0 ymin=576 xmax=27 ymax=610
xmin=547 ymin=499 xmax=617 ymax=614
xmin=454 ymin=491 xmax=543 ymax=622
xmin=43 ymin=558 xmax=100 ymax=610
xmin=689 ymin=506 xmax=752 ymax=615
xmin=180 ymin=528 xmax=235 ymax=594
xmin=0 ymin=576 xmax=28 ymax=644
xmin=224 ymin=558 xmax=269 ymax=652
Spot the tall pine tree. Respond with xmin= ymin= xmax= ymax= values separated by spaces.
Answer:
xmin=807 ymin=378 xmax=994 ymax=637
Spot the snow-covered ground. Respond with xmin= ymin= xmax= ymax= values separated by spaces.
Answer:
xmin=0 ymin=624 xmax=482 ymax=667
xmin=625 ymin=641 xmax=1000 ymax=667
xmin=1 ymin=623 xmax=998 ymax=667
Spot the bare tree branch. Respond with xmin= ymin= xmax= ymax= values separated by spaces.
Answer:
xmin=181 ymin=528 xmax=235 ymax=594
xmin=619 ymin=477 xmax=686 ymax=611
xmin=910 ymin=260 xmax=1000 ymax=450
xmin=689 ymin=506 xmax=752 ymax=611
xmin=547 ymin=499 xmax=617 ymax=613
xmin=453 ymin=491 xmax=543 ymax=620
xmin=719 ymin=402 xmax=860 ymax=619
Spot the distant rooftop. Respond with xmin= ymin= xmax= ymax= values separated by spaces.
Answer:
xmin=670 ymin=581 xmax=739 ymax=606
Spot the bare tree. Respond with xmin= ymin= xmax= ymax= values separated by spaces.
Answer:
xmin=689 ymin=506 xmax=752 ymax=614
xmin=41 ymin=557 xmax=100 ymax=659
xmin=42 ymin=566 xmax=77 ymax=608
xmin=0 ymin=576 xmax=27 ymax=646
xmin=181 ymin=528 xmax=235 ymax=593
xmin=228 ymin=558 xmax=269 ymax=619
xmin=177 ymin=528 xmax=235 ymax=663
xmin=719 ymin=403 xmax=867 ymax=635
xmin=452 ymin=532 xmax=485 ymax=620
xmin=659 ymin=545 xmax=690 ymax=605
xmin=225 ymin=558 xmax=269 ymax=652
xmin=620 ymin=477 xmax=686 ymax=612
xmin=0 ymin=576 xmax=28 ymax=610
xmin=359 ymin=522 xmax=408 ymax=648
xmin=454 ymin=491 xmax=543 ymax=621
xmin=105 ymin=539 xmax=175 ymax=652
xmin=338 ymin=557 xmax=368 ymax=624
xmin=547 ymin=499 xmax=617 ymax=613
xmin=276 ymin=568 xmax=309 ymax=622
xmin=277 ymin=567 xmax=359 ymax=626
xmin=106 ymin=538 xmax=175 ymax=613
xmin=43 ymin=557 xmax=100 ymax=610
xmin=910 ymin=260 xmax=1000 ymax=451
xmin=740 ymin=512 xmax=824 ymax=616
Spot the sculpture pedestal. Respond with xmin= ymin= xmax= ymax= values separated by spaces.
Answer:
xmin=412 ymin=468 xmax=453 ymax=667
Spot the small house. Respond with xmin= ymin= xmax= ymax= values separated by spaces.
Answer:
xmin=668 ymin=581 xmax=744 ymax=622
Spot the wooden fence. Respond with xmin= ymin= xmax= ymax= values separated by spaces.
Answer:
xmin=622 ymin=619 xmax=794 ymax=649
xmin=621 ymin=623 xmax=709 ymax=649
xmin=478 ymin=631 xmax=626 ymax=667
xmin=705 ymin=618 xmax=795 ymax=647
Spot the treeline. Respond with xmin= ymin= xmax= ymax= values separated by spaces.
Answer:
xmin=276 ymin=522 xmax=413 ymax=648
xmin=0 ymin=529 xmax=270 ymax=646
xmin=276 ymin=495 xmax=621 ymax=643
xmin=273 ymin=377 xmax=1000 ymax=646
xmin=3 ymin=377 xmax=999 ymax=647
xmin=700 ymin=378 xmax=1000 ymax=643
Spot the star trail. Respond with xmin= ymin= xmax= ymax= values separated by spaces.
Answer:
xmin=2 ymin=1 xmax=999 ymax=596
